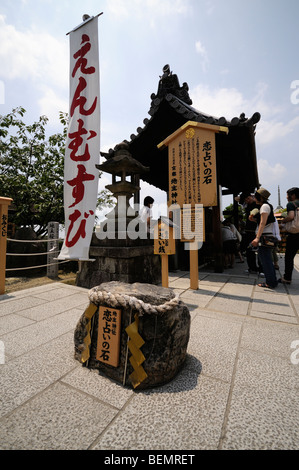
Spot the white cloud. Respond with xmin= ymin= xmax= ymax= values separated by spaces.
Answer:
xmin=106 ymin=0 xmax=191 ymax=20
xmin=37 ymin=86 xmax=68 ymax=127
xmin=255 ymin=116 xmax=299 ymax=146
xmin=191 ymin=81 xmax=285 ymax=121
xmin=0 ymin=80 xmax=4 ymax=104
xmin=191 ymin=81 xmax=299 ymax=149
xmin=0 ymin=14 xmax=68 ymax=120
xmin=205 ymin=0 xmax=215 ymax=16
xmin=195 ymin=40 xmax=209 ymax=72
xmin=0 ymin=15 xmax=68 ymax=88
xmin=106 ymin=0 xmax=130 ymax=19
xmin=249 ymin=82 xmax=283 ymax=119
xmin=191 ymin=83 xmax=247 ymax=118
xmin=146 ymin=0 xmax=190 ymax=16
xmin=257 ymin=159 xmax=287 ymax=187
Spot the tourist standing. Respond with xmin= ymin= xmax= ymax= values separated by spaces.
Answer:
xmin=238 ymin=192 xmax=261 ymax=273
xmin=279 ymin=187 xmax=299 ymax=284
xmin=250 ymin=188 xmax=278 ymax=289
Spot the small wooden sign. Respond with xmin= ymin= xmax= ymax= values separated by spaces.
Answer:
xmin=154 ymin=218 xmax=176 ymax=288
xmin=154 ymin=220 xmax=176 ymax=256
xmin=96 ymin=306 xmax=122 ymax=367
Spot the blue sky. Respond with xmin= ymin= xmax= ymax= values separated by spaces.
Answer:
xmin=1 ymin=0 xmax=299 ymax=217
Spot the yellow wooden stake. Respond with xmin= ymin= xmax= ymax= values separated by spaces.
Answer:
xmin=161 ymin=254 xmax=169 ymax=288
xmin=0 ymin=197 xmax=13 ymax=295
xmin=189 ymin=248 xmax=199 ymax=290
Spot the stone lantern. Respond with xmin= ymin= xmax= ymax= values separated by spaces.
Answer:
xmin=76 ymin=142 xmax=161 ymax=288
xmin=96 ymin=142 xmax=149 ymax=238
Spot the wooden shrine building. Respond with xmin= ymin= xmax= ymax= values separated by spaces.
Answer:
xmin=101 ymin=65 xmax=261 ymax=272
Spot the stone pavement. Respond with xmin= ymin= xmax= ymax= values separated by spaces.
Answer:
xmin=0 ymin=254 xmax=299 ymax=451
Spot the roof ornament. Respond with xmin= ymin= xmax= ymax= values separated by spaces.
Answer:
xmin=151 ymin=64 xmax=193 ymax=105
xmin=160 ymin=64 xmax=172 ymax=80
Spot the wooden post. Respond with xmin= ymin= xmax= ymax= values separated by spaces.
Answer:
xmin=189 ymin=248 xmax=199 ymax=290
xmin=161 ymin=254 xmax=169 ymax=288
xmin=0 ymin=197 xmax=13 ymax=295
xmin=154 ymin=218 xmax=176 ymax=289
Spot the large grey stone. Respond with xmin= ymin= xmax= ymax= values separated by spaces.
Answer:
xmin=74 ymin=282 xmax=191 ymax=390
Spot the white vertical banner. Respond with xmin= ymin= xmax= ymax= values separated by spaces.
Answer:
xmin=58 ymin=16 xmax=100 ymax=260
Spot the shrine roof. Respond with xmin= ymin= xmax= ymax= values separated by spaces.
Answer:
xmin=102 ymin=65 xmax=261 ymax=195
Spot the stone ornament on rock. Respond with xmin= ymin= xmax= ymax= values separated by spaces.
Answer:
xmin=74 ymin=282 xmax=191 ymax=390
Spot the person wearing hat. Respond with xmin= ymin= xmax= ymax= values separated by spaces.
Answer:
xmin=238 ymin=192 xmax=261 ymax=273
xmin=250 ymin=188 xmax=278 ymax=288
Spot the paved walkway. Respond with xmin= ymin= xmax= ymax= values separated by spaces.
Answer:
xmin=0 ymin=255 xmax=299 ymax=451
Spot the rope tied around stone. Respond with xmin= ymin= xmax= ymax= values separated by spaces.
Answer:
xmin=88 ymin=287 xmax=180 ymax=316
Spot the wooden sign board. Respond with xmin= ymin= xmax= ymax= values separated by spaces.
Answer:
xmin=96 ymin=306 xmax=122 ymax=367
xmin=158 ymin=121 xmax=228 ymax=208
xmin=154 ymin=219 xmax=176 ymax=288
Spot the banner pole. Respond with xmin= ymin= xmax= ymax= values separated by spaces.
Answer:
xmin=66 ymin=12 xmax=103 ymax=35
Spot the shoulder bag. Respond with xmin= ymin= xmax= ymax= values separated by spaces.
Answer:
xmin=285 ymin=205 xmax=299 ymax=234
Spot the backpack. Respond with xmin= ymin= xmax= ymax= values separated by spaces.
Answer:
xmin=285 ymin=203 xmax=299 ymax=234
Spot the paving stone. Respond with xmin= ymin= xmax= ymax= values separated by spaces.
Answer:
xmin=187 ymin=314 xmax=242 ymax=382
xmin=0 ymin=296 xmax=47 ymax=317
xmin=1 ymin=308 xmax=84 ymax=358
xmin=61 ymin=366 xmax=133 ymax=410
xmin=92 ymin=359 xmax=230 ymax=450
xmin=0 ymin=382 xmax=117 ymax=450
xmin=0 ymin=313 xmax=35 ymax=335
xmin=222 ymin=383 xmax=299 ymax=450
xmin=17 ymin=293 xmax=89 ymax=321
xmin=0 ymin=332 xmax=77 ymax=418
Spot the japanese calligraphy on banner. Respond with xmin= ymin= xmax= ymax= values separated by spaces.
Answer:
xmin=58 ymin=16 xmax=101 ymax=260
xmin=158 ymin=121 xmax=228 ymax=208
xmin=96 ymin=306 xmax=122 ymax=368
